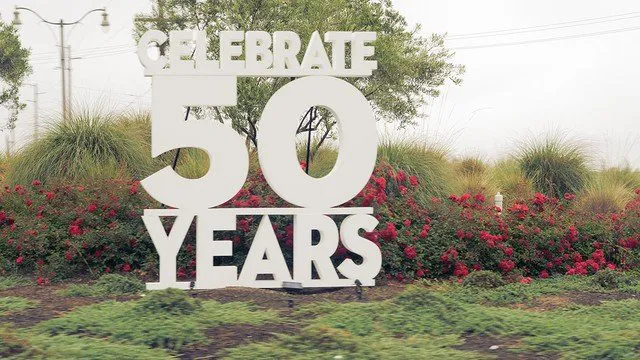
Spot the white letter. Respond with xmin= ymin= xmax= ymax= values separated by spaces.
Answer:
xmin=220 ymin=31 xmax=245 ymax=72
xmin=324 ymin=32 xmax=350 ymax=71
xmin=137 ymin=30 xmax=168 ymax=74
xmin=143 ymin=212 xmax=194 ymax=290
xmin=238 ymin=216 xmax=292 ymax=287
xmin=169 ymin=30 xmax=195 ymax=73
xmin=301 ymin=31 xmax=331 ymax=70
xmin=195 ymin=30 xmax=219 ymax=72
xmin=195 ymin=212 xmax=237 ymax=289
xmin=293 ymin=214 xmax=340 ymax=285
xmin=141 ymin=76 xmax=248 ymax=209
xmin=258 ymin=76 xmax=377 ymax=208
xmin=351 ymin=32 xmax=377 ymax=74
xmin=245 ymin=31 xmax=273 ymax=72
xmin=337 ymin=214 xmax=381 ymax=282
xmin=273 ymin=31 xmax=301 ymax=71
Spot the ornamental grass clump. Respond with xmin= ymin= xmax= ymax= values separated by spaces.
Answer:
xmin=451 ymin=156 xmax=497 ymax=196
xmin=377 ymin=137 xmax=453 ymax=202
xmin=577 ymin=167 xmax=640 ymax=214
xmin=517 ymin=134 xmax=590 ymax=198
xmin=7 ymin=108 xmax=154 ymax=185
xmin=490 ymin=158 xmax=535 ymax=202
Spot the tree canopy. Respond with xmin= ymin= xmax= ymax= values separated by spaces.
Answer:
xmin=0 ymin=21 xmax=31 ymax=119
xmin=134 ymin=0 xmax=464 ymax=150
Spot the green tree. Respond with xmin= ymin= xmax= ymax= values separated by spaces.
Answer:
xmin=0 ymin=21 xmax=31 ymax=118
xmin=134 ymin=0 xmax=463 ymax=152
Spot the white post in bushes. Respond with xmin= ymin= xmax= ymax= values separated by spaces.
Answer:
xmin=494 ymin=192 xmax=503 ymax=214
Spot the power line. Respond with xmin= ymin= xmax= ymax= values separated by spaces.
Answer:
xmin=30 ymin=44 xmax=134 ymax=60
xmin=31 ymin=47 xmax=136 ymax=65
xmin=450 ymin=25 xmax=640 ymax=50
xmin=447 ymin=10 xmax=640 ymax=38
xmin=447 ymin=13 xmax=640 ymax=40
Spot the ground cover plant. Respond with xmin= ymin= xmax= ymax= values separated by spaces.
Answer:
xmin=2 ymin=274 xmax=639 ymax=358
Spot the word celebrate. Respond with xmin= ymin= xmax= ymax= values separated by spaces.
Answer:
xmin=138 ymin=30 xmax=381 ymax=290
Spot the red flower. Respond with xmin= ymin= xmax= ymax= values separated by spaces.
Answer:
xmin=499 ymin=259 xmax=516 ymax=273
xmin=453 ymin=262 xmax=469 ymax=277
xmin=374 ymin=177 xmax=386 ymax=190
xmin=539 ymin=270 xmax=549 ymax=279
xmin=416 ymin=269 xmax=425 ymax=277
xmin=87 ymin=203 xmax=98 ymax=213
xmin=122 ymin=263 xmax=132 ymax=272
xmin=44 ymin=191 xmax=55 ymax=201
xmin=404 ymin=246 xmax=417 ymax=260
xmin=14 ymin=185 xmax=25 ymax=195
xmin=16 ymin=256 xmax=23 ymax=265
xmin=396 ymin=171 xmax=407 ymax=183
xmin=520 ymin=277 xmax=532 ymax=284
xmin=32 ymin=180 xmax=42 ymax=186
xmin=69 ymin=224 xmax=82 ymax=236
xmin=409 ymin=175 xmax=419 ymax=187
xmin=403 ymin=219 xmax=411 ymax=227
xmin=129 ymin=181 xmax=140 ymax=195
xmin=503 ymin=247 xmax=514 ymax=257
xmin=563 ymin=193 xmax=576 ymax=201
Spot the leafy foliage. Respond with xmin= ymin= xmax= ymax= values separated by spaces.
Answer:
xmin=0 ymin=297 xmax=38 ymax=315
xmin=36 ymin=294 xmax=279 ymax=351
xmin=0 ymin=328 xmax=172 ymax=360
xmin=57 ymin=274 xmax=145 ymax=297
xmin=0 ymin=275 xmax=27 ymax=290
xmin=133 ymin=0 xmax=464 ymax=147
xmin=461 ymin=270 xmax=505 ymax=289
xmin=0 ymin=21 xmax=31 ymax=114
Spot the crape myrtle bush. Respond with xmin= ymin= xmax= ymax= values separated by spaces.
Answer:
xmin=1 ymin=162 xmax=639 ymax=284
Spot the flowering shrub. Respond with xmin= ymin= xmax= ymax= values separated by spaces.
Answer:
xmin=1 ymin=164 xmax=639 ymax=284
xmin=0 ymin=180 xmax=157 ymax=282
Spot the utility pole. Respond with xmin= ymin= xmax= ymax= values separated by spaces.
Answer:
xmin=58 ymin=19 xmax=66 ymax=119
xmin=27 ymin=84 xmax=45 ymax=141
xmin=66 ymin=46 xmax=82 ymax=117
xmin=12 ymin=6 xmax=110 ymax=120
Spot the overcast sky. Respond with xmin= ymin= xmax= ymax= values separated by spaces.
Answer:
xmin=2 ymin=0 xmax=639 ymax=168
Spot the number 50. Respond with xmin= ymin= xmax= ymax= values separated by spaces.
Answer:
xmin=142 ymin=76 xmax=377 ymax=209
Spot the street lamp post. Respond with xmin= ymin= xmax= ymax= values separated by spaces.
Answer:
xmin=12 ymin=6 xmax=110 ymax=120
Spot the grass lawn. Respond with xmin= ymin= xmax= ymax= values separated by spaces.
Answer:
xmin=0 ymin=274 xmax=639 ymax=359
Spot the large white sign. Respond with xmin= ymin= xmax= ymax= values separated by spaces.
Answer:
xmin=138 ymin=30 xmax=381 ymax=290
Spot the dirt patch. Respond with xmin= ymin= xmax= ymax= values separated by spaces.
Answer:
xmin=454 ymin=334 xmax=556 ymax=360
xmin=178 ymin=322 xmax=299 ymax=359
xmin=513 ymin=292 xmax=639 ymax=312
xmin=0 ymin=284 xmax=137 ymax=328
xmin=565 ymin=291 xmax=638 ymax=306
xmin=512 ymin=295 xmax=572 ymax=312
xmin=189 ymin=281 xmax=405 ymax=310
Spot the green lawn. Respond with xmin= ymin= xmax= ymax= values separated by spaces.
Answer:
xmin=1 ymin=274 xmax=640 ymax=359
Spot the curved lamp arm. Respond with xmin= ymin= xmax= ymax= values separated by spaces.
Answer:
xmin=67 ymin=8 xmax=106 ymax=25
xmin=14 ymin=6 xmax=106 ymax=26
xmin=14 ymin=6 xmax=58 ymax=25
